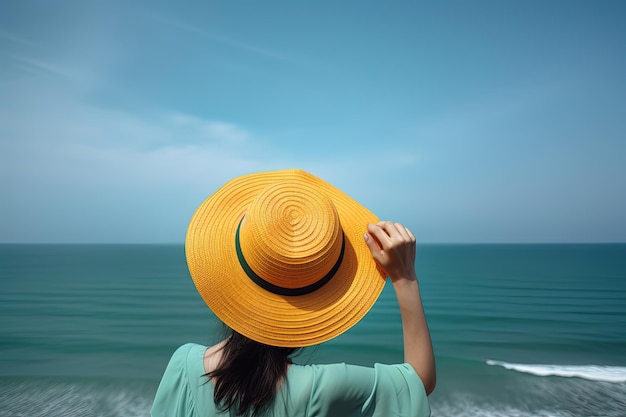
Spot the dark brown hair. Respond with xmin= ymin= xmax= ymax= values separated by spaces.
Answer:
xmin=206 ymin=330 xmax=299 ymax=416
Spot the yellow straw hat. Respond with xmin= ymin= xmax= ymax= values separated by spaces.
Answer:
xmin=185 ymin=169 xmax=386 ymax=347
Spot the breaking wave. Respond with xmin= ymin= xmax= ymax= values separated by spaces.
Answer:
xmin=486 ymin=360 xmax=626 ymax=383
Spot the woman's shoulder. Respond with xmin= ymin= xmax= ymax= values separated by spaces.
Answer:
xmin=159 ymin=343 xmax=207 ymax=378
xmin=158 ymin=343 xmax=209 ymax=386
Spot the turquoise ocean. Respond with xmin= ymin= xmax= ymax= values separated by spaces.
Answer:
xmin=1 ymin=243 xmax=625 ymax=417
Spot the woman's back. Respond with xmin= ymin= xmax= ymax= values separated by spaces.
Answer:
xmin=152 ymin=343 xmax=430 ymax=417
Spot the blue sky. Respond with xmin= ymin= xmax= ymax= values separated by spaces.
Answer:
xmin=1 ymin=1 xmax=624 ymax=243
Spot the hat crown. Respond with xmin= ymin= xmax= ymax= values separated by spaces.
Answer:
xmin=239 ymin=181 xmax=343 ymax=291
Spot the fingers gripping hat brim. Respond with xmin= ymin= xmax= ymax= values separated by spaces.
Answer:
xmin=185 ymin=169 xmax=386 ymax=347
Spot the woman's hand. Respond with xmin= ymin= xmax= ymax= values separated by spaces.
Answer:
xmin=364 ymin=221 xmax=417 ymax=283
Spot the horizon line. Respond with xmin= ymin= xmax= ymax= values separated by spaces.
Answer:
xmin=1 ymin=241 xmax=624 ymax=245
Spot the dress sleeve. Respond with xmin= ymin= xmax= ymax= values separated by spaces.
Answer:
xmin=307 ymin=363 xmax=430 ymax=417
xmin=360 ymin=363 xmax=430 ymax=417
xmin=151 ymin=344 xmax=197 ymax=417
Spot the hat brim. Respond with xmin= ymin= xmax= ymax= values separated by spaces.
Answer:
xmin=185 ymin=169 xmax=386 ymax=347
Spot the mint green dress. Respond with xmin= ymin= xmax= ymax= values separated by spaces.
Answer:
xmin=151 ymin=343 xmax=430 ymax=417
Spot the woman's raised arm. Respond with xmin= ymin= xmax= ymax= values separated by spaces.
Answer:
xmin=364 ymin=221 xmax=436 ymax=395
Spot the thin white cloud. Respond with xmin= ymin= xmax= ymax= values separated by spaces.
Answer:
xmin=146 ymin=13 xmax=292 ymax=63
xmin=10 ymin=55 xmax=76 ymax=78
xmin=168 ymin=113 xmax=249 ymax=145
xmin=0 ymin=76 xmax=270 ymax=196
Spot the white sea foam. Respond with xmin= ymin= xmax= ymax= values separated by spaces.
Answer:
xmin=486 ymin=360 xmax=626 ymax=383
xmin=432 ymin=392 xmax=576 ymax=417
xmin=433 ymin=403 xmax=572 ymax=417
xmin=0 ymin=378 xmax=153 ymax=417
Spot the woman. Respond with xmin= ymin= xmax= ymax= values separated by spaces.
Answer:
xmin=152 ymin=169 xmax=435 ymax=417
